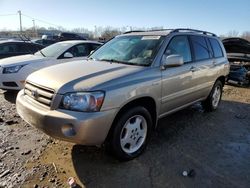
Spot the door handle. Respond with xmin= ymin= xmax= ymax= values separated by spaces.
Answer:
xmin=190 ymin=66 xmax=198 ymax=72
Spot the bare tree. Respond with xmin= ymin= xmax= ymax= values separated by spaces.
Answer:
xmin=101 ymin=27 xmax=121 ymax=40
xmin=241 ymin=31 xmax=250 ymax=42
xmin=227 ymin=30 xmax=239 ymax=37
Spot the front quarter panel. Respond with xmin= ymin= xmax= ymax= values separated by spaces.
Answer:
xmin=99 ymin=67 xmax=162 ymax=114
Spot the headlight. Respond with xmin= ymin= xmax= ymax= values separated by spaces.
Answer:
xmin=3 ymin=64 xmax=26 ymax=74
xmin=61 ymin=91 xmax=105 ymax=112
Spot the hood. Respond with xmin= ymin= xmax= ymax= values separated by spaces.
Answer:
xmin=222 ymin=38 xmax=250 ymax=55
xmin=27 ymin=60 xmax=145 ymax=94
xmin=0 ymin=54 xmax=50 ymax=67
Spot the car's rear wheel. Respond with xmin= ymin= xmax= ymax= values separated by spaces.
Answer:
xmin=202 ymin=80 xmax=223 ymax=111
xmin=109 ymin=106 xmax=152 ymax=161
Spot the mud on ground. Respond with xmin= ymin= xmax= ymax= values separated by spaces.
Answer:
xmin=0 ymin=85 xmax=250 ymax=188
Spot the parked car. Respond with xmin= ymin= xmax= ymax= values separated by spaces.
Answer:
xmin=222 ymin=37 xmax=250 ymax=85
xmin=32 ymin=39 xmax=57 ymax=47
xmin=0 ymin=40 xmax=44 ymax=59
xmin=0 ymin=40 xmax=102 ymax=90
xmin=57 ymin=32 xmax=87 ymax=41
xmin=16 ymin=29 xmax=229 ymax=160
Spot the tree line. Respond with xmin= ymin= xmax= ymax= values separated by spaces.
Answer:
xmin=0 ymin=26 xmax=250 ymax=42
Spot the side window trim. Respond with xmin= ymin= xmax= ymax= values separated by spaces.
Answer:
xmin=205 ymin=37 xmax=214 ymax=58
xmin=187 ymin=35 xmax=195 ymax=63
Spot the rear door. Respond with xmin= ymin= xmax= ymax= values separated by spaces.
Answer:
xmin=187 ymin=35 xmax=214 ymax=100
xmin=208 ymin=38 xmax=227 ymax=81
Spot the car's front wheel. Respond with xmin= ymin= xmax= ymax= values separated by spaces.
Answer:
xmin=109 ymin=106 xmax=152 ymax=161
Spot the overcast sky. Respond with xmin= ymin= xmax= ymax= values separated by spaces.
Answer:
xmin=0 ymin=0 xmax=250 ymax=35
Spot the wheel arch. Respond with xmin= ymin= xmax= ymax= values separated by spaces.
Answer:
xmin=105 ymin=96 xmax=158 ymax=143
xmin=216 ymin=76 xmax=226 ymax=86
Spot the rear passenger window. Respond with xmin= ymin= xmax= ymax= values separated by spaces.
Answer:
xmin=209 ymin=38 xmax=223 ymax=58
xmin=17 ymin=43 xmax=30 ymax=53
xmin=0 ymin=44 xmax=17 ymax=54
xmin=190 ymin=36 xmax=210 ymax=61
xmin=165 ymin=36 xmax=191 ymax=63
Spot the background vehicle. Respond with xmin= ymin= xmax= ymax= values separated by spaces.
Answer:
xmin=0 ymin=40 xmax=102 ymax=90
xmin=0 ymin=40 xmax=44 ymax=59
xmin=57 ymin=32 xmax=87 ymax=41
xmin=17 ymin=29 xmax=229 ymax=160
xmin=222 ymin=37 xmax=250 ymax=85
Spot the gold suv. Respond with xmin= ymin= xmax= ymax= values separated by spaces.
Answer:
xmin=17 ymin=29 xmax=230 ymax=160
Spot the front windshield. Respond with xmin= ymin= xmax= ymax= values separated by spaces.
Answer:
xmin=90 ymin=35 xmax=165 ymax=66
xmin=35 ymin=42 xmax=71 ymax=57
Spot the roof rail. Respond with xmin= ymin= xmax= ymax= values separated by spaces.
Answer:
xmin=123 ymin=29 xmax=173 ymax=34
xmin=123 ymin=28 xmax=217 ymax=37
xmin=170 ymin=28 xmax=217 ymax=37
xmin=123 ymin=30 xmax=145 ymax=34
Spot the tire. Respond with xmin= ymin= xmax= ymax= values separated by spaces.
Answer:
xmin=108 ymin=106 xmax=153 ymax=161
xmin=202 ymin=80 xmax=223 ymax=112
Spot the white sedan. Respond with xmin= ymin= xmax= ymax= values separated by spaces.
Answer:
xmin=0 ymin=40 xmax=101 ymax=90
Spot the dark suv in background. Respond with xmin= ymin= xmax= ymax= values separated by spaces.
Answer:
xmin=57 ymin=32 xmax=87 ymax=41
xmin=0 ymin=40 xmax=44 ymax=59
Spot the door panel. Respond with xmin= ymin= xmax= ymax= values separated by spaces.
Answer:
xmin=160 ymin=35 xmax=194 ymax=115
xmin=188 ymin=36 xmax=215 ymax=100
xmin=186 ymin=59 xmax=214 ymax=101
xmin=160 ymin=64 xmax=194 ymax=114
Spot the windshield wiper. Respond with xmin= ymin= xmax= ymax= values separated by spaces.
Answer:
xmin=39 ymin=50 xmax=46 ymax=57
xmin=117 ymin=61 xmax=149 ymax=67
xmin=99 ymin=58 xmax=149 ymax=66
xmin=99 ymin=58 xmax=123 ymax=63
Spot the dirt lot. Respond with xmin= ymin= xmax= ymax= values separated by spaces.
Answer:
xmin=0 ymin=85 xmax=250 ymax=188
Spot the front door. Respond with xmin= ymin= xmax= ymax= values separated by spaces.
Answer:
xmin=160 ymin=35 xmax=194 ymax=115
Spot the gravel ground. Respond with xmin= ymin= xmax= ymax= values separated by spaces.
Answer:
xmin=0 ymin=85 xmax=250 ymax=188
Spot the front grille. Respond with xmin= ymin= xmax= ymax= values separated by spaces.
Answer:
xmin=24 ymin=82 xmax=55 ymax=107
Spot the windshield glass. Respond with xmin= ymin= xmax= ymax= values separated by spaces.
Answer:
xmin=35 ymin=42 xmax=71 ymax=57
xmin=90 ymin=35 xmax=165 ymax=66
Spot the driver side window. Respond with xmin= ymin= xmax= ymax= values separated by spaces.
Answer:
xmin=165 ymin=36 xmax=192 ymax=63
xmin=62 ymin=44 xmax=90 ymax=58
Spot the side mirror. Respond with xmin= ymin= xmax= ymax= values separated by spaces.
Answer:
xmin=90 ymin=50 xmax=95 ymax=55
xmin=64 ymin=52 xmax=73 ymax=58
xmin=161 ymin=54 xmax=184 ymax=69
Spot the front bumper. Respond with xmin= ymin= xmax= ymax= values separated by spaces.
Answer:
xmin=16 ymin=90 xmax=117 ymax=145
xmin=0 ymin=67 xmax=24 ymax=90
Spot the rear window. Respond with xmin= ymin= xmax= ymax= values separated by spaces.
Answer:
xmin=190 ymin=36 xmax=210 ymax=61
xmin=209 ymin=38 xmax=223 ymax=58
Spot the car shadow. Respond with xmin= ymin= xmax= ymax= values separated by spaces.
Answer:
xmin=71 ymin=100 xmax=250 ymax=187
xmin=3 ymin=90 xmax=18 ymax=104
